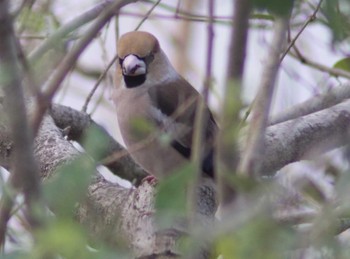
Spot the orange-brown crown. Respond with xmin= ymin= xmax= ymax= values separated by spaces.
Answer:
xmin=117 ymin=31 xmax=160 ymax=59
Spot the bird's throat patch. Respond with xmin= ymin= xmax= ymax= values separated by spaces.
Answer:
xmin=123 ymin=74 xmax=146 ymax=88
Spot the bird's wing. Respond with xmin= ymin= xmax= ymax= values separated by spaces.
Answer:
xmin=148 ymin=77 xmax=217 ymax=166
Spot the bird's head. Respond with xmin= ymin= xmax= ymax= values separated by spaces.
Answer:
xmin=117 ymin=31 xmax=162 ymax=88
xmin=117 ymin=31 xmax=179 ymax=89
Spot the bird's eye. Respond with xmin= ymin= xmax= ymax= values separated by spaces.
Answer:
xmin=143 ymin=54 xmax=154 ymax=65
xmin=118 ymin=57 xmax=124 ymax=66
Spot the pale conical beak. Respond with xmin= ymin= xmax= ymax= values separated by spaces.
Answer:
xmin=122 ymin=54 xmax=146 ymax=76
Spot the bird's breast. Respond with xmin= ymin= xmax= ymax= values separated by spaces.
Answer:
xmin=114 ymin=87 xmax=154 ymax=145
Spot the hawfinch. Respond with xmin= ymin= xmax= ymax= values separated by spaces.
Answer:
xmin=113 ymin=31 xmax=217 ymax=179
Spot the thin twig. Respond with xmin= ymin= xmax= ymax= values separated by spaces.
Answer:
xmin=238 ymin=17 xmax=289 ymax=177
xmin=216 ymin=0 xmax=251 ymax=205
xmin=134 ymin=0 xmax=161 ymax=31
xmin=81 ymin=54 xmax=118 ymax=113
xmin=280 ymin=0 xmax=323 ymax=63
xmin=30 ymin=0 xmax=138 ymax=135
xmin=29 ymin=0 xmax=116 ymax=63
xmin=202 ymin=0 xmax=214 ymax=102
xmin=103 ymin=95 xmax=199 ymax=165
xmin=120 ymin=10 xmax=233 ymax=24
xmin=226 ymin=0 xmax=251 ymax=80
xmin=189 ymin=0 xmax=215 ymax=230
xmin=290 ymin=47 xmax=350 ymax=80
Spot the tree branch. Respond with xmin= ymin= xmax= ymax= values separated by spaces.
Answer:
xmin=262 ymin=99 xmax=350 ymax=175
xmin=30 ymin=0 xmax=138 ymax=135
xmin=0 ymin=0 xmax=42 ymax=233
xmin=49 ymin=104 xmax=147 ymax=184
xmin=238 ymin=17 xmax=289 ymax=177
xmin=269 ymin=82 xmax=350 ymax=125
xmin=33 ymin=114 xmax=216 ymax=258
xmin=216 ymin=0 xmax=251 ymax=205
xmin=29 ymin=0 xmax=117 ymax=63
xmin=226 ymin=0 xmax=251 ymax=80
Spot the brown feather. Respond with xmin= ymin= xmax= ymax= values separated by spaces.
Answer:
xmin=117 ymin=31 xmax=160 ymax=59
xmin=147 ymin=78 xmax=217 ymax=150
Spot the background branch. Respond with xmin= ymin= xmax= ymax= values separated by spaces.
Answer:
xmin=30 ymin=0 xmax=138 ymax=135
xmin=216 ymin=0 xmax=251 ymax=206
xmin=49 ymin=104 xmax=147 ymax=184
xmin=269 ymin=82 xmax=350 ymax=125
xmin=29 ymin=0 xmax=117 ymax=63
xmin=34 ymin=114 xmax=217 ymax=258
xmin=238 ymin=17 xmax=289 ymax=177
xmin=0 ymin=0 xmax=42 ymax=233
xmin=262 ymin=99 xmax=350 ymax=174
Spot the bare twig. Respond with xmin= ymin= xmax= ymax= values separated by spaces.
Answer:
xmin=280 ymin=0 xmax=323 ymax=63
xmin=134 ymin=0 xmax=161 ymax=31
xmin=226 ymin=0 xmax=251 ymax=80
xmin=290 ymin=48 xmax=350 ymax=80
xmin=30 ymin=0 xmax=138 ymax=135
xmin=29 ymin=0 xmax=116 ymax=63
xmin=81 ymin=54 xmax=118 ymax=113
xmin=202 ymin=0 xmax=214 ymax=102
xmin=238 ymin=17 xmax=289 ymax=177
xmin=120 ymin=10 xmax=233 ymax=24
xmin=216 ymin=0 xmax=251 ymax=205
xmin=190 ymin=0 xmax=215 ymax=221
xmin=0 ymin=0 xmax=43 ymax=234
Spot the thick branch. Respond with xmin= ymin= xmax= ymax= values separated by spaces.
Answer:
xmin=262 ymin=99 xmax=350 ymax=175
xmin=33 ymin=114 xmax=216 ymax=258
xmin=38 ymin=101 xmax=350 ymax=182
xmin=269 ymin=82 xmax=350 ymax=125
xmin=49 ymin=104 xmax=147 ymax=184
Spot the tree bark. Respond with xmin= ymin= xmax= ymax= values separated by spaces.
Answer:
xmin=34 ymin=114 xmax=217 ymax=258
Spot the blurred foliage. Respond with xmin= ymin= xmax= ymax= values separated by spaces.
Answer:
xmin=42 ymin=155 xmax=94 ymax=217
xmin=323 ymin=0 xmax=350 ymax=43
xmin=155 ymin=163 xmax=195 ymax=229
xmin=130 ymin=117 xmax=156 ymax=141
xmin=333 ymin=57 xmax=350 ymax=72
xmin=215 ymin=216 xmax=295 ymax=259
xmin=82 ymin=124 xmax=111 ymax=160
xmin=252 ymin=0 xmax=294 ymax=16
xmin=2 ymin=0 xmax=350 ymax=258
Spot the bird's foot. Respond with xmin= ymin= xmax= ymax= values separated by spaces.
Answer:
xmin=141 ymin=175 xmax=158 ymax=186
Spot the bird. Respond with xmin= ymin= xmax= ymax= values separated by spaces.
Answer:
xmin=113 ymin=31 xmax=217 ymax=179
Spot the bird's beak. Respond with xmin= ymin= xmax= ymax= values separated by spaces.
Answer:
xmin=122 ymin=54 xmax=146 ymax=76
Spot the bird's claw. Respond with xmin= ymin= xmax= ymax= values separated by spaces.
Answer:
xmin=141 ymin=175 xmax=158 ymax=186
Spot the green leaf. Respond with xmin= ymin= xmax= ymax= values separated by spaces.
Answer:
xmin=82 ymin=124 xmax=110 ymax=160
xmin=252 ymin=0 xmax=294 ymax=17
xmin=32 ymin=219 xmax=92 ymax=259
xmin=215 ymin=216 xmax=295 ymax=259
xmin=251 ymin=13 xmax=275 ymax=21
xmin=130 ymin=117 xmax=155 ymax=140
xmin=323 ymin=0 xmax=350 ymax=43
xmin=155 ymin=163 xmax=195 ymax=229
xmin=333 ymin=57 xmax=350 ymax=72
xmin=0 ymin=252 xmax=28 ymax=259
xmin=43 ymin=155 xmax=94 ymax=217
xmin=17 ymin=7 xmax=47 ymax=33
